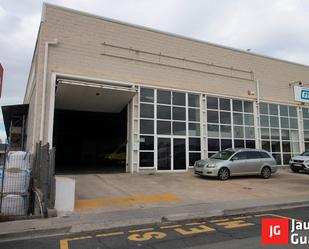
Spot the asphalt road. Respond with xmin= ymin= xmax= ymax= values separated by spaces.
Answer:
xmin=1 ymin=206 xmax=309 ymax=249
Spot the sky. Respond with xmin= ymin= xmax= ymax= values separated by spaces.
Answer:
xmin=0 ymin=0 xmax=309 ymax=142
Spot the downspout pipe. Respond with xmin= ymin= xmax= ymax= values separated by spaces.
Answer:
xmin=256 ymin=79 xmax=261 ymax=148
xmin=40 ymin=39 xmax=58 ymax=143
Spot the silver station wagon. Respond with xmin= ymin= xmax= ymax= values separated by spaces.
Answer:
xmin=194 ymin=148 xmax=278 ymax=180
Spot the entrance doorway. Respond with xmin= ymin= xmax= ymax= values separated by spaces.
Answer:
xmin=53 ymin=78 xmax=137 ymax=174
xmin=157 ymin=137 xmax=187 ymax=171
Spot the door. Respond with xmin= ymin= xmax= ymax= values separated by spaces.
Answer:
xmin=173 ymin=138 xmax=186 ymax=170
xmin=158 ymin=138 xmax=171 ymax=170
xmin=229 ymin=151 xmax=248 ymax=174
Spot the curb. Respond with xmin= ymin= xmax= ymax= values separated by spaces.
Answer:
xmin=1 ymin=201 xmax=309 ymax=242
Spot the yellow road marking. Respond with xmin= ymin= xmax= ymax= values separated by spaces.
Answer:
xmin=232 ymin=216 xmax=252 ymax=220
xmin=96 ymin=232 xmax=124 ymax=237
xmin=128 ymin=231 xmax=167 ymax=241
xmin=186 ymin=222 xmax=206 ymax=226
xmin=215 ymin=220 xmax=255 ymax=229
xmin=255 ymin=213 xmax=302 ymax=221
xmin=60 ymin=236 xmax=92 ymax=249
xmin=174 ymin=225 xmax=215 ymax=235
xmin=160 ymin=225 xmax=182 ymax=229
xmin=129 ymin=228 xmax=154 ymax=233
xmin=75 ymin=193 xmax=180 ymax=209
xmin=210 ymin=218 xmax=229 ymax=223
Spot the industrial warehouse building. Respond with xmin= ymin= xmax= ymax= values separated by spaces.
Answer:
xmin=5 ymin=3 xmax=309 ymax=175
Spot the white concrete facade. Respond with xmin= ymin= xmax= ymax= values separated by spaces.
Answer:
xmin=23 ymin=3 xmax=309 ymax=172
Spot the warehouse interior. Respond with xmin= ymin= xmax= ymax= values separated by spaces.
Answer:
xmin=53 ymin=79 xmax=136 ymax=174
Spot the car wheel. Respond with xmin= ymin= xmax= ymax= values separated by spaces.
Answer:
xmin=261 ymin=166 xmax=271 ymax=179
xmin=290 ymin=167 xmax=299 ymax=173
xmin=218 ymin=168 xmax=230 ymax=180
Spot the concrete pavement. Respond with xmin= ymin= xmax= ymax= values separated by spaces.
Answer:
xmin=1 ymin=168 xmax=309 ymax=241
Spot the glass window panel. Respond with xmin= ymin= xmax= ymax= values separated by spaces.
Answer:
xmin=269 ymin=104 xmax=278 ymax=115
xmin=157 ymin=121 xmax=171 ymax=135
xmin=140 ymin=152 xmax=154 ymax=167
xmin=303 ymin=108 xmax=309 ymax=119
xmin=140 ymin=136 xmax=154 ymax=150
xmin=233 ymin=99 xmax=243 ymax=112
xmin=173 ymin=122 xmax=186 ymax=135
xmin=220 ymin=125 xmax=232 ymax=138
xmin=290 ymin=130 xmax=299 ymax=141
xmin=189 ymin=138 xmax=201 ymax=151
xmin=233 ymin=113 xmax=243 ymax=125
xmin=289 ymin=106 xmax=297 ymax=117
xmin=244 ymin=101 xmax=253 ymax=113
xmin=189 ymin=153 xmax=201 ymax=166
xmin=188 ymin=94 xmax=200 ymax=107
xmin=207 ymin=96 xmax=218 ymax=109
xmin=262 ymin=140 xmax=270 ymax=151
xmin=290 ymin=118 xmax=298 ymax=129
xmin=220 ymin=111 xmax=231 ymax=124
xmin=221 ymin=139 xmax=232 ymax=150
xmin=281 ymin=129 xmax=289 ymax=140
xmin=189 ymin=108 xmax=200 ymax=122
xmin=157 ymin=90 xmax=171 ymax=104
xmin=260 ymin=115 xmax=269 ymax=127
xmin=270 ymin=116 xmax=279 ymax=127
xmin=260 ymin=103 xmax=268 ymax=114
xmin=304 ymin=120 xmax=309 ymax=130
xmin=173 ymin=92 xmax=185 ymax=106
xmin=291 ymin=142 xmax=300 ymax=153
xmin=189 ymin=123 xmax=200 ymax=136
xmin=234 ymin=139 xmax=245 ymax=148
xmin=140 ymin=88 xmax=154 ymax=103
xmin=140 ymin=104 xmax=154 ymax=118
xmin=208 ymin=153 xmax=216 ymax=158
xmin=207 ymin=110 xmax=219 ymax=123
xmin=157 ymin=105 xmax=171 ymax=119
xmin=245 ymin=127 xmax=255 ymax=139
xmin=208 ymin=138 xmax=219 ymax=151
xmin=304 ymin=131 xmax=309 ymax=141
xmin=219 ymin=98 xmax=230 ymax=111
xmin=272 ymin=153 xmax=281 ymax=165
xmin=207 ymin=124 xmax=219 ymax=137
xmin=271 ymin=129 xmax=280 ymax=140
xmin=282 ymin=141 xmax=290 ymax=152
xmin=173 ymin=107 xmax=186 ymax=120
xmin=140 ymin=119 xmax=154 ymax=134
xmin=271 ymin=141 xmax=281 ymax=152
xmin=280 ymin=105 xmax=288 ymax=116
xmin=306 ymin=143 xmax=309 ymax=151
xmin=234 ymin=126 xmax=244 ymax=138
xmin=246 ymin=140 xmax=256 ymax=149
xmin=280 ymin=117 xmax=289 ymax=128
xmin=283 ymin=154 xmax=291 ymax=165
xmin=244 ymin=114 xmax=254 ymax=126
xmin=261 ymin=128 xmax=270 ymax=139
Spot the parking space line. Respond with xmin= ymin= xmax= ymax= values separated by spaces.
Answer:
xmin=160 ymin=225 xmax=182 ymax=229
xmin=210 ymin=218 xmax=229 ymax=223
xmin=96 ymin=232 xmax=124 ymax=237
xmin=255 ymin=213 xmax=302 ymax=221
xmin=214 ymin=220 xmax=255 ymax=229
xmin=232 ymin=216 xmax=252 ymax=220
xmin=128 ymin=228 xmax=154 ymax=233
xmin=186 ymin=222 xmax=206 ymax=226
xmin=60 ymin=236 xmax=92 ymax=249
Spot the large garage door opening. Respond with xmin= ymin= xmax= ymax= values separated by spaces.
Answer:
xmin=53 ymin=78 xmax=136 ymax=174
